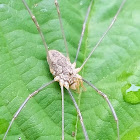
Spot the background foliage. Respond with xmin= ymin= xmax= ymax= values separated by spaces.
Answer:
xmin=0 ymin=0 xmax=140 ymax=139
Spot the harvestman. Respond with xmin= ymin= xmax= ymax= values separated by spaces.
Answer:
xmin=3 ymin=0 xmax=126 ymax=140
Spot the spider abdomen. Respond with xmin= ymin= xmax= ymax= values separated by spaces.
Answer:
xmin=47 ymin=50 xmax=73 ymax=75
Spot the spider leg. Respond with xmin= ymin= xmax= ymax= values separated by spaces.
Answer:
xmin=80 ymin=0 xmax=126 ymax=70
xmin=60 ymin=85 xmax=64 ymax=140
xmin=74 ymin=0 xmax=93 ymax=63
xmin=55 ymin=0 xmax=69 ymax=59
xmin=67 ymin=89 xmax=89 ymax=140
xmin=21 ymin=0 xmax=49 ymax=55
xmin=82 ymin=78 xmax=119 ymax=140
xmin=3 ymin=80 xmax=55 ymax=140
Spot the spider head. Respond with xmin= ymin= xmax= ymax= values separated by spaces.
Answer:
xmin=70 ymin=74 xmax=85 ymax=93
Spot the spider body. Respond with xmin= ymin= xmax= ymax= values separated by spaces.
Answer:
xmin=47 ymin=50 xmax=82 ymax=91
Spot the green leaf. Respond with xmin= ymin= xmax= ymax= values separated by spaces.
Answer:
xmin=0 ymin=0 xmax=140 ymax=140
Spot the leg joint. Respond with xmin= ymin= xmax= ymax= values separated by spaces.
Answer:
xmin=32 ymin=15 xmax=35 ymax=21
xmin=98 ymin=90 xmax=108 ymax=99
xmin=55 ymin=0 xmax=58 ymax=6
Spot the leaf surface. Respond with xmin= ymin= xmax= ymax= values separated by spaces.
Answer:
xmin=0 ymin=0 xmax=140 ymax=140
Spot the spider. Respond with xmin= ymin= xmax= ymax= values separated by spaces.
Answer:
xmin=2 ymin=0 xmax=127 ymax=140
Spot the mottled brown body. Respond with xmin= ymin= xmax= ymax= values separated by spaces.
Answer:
xmin=47 ymin=50 xmax=83 ymax=91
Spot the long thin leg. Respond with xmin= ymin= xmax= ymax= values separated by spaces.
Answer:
xmin=55 ymin=0 xmax=69 ymax=58
xmin=22 ymin=0 xmax=49 ymax=55
xmin=3 ymin=80 xmax=55 ymax=140
xmin=61 ymin=85 xmax=64 ymax=140
xmin=82 ymin=78 xmax=119 ymax=140
xmin=80 ymin=0 xmax=126 ymax=70
xmin=67 ymin=89 xmax=89 ymax=140
xmin=74 ymin=0 xmax=93 ymax=63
